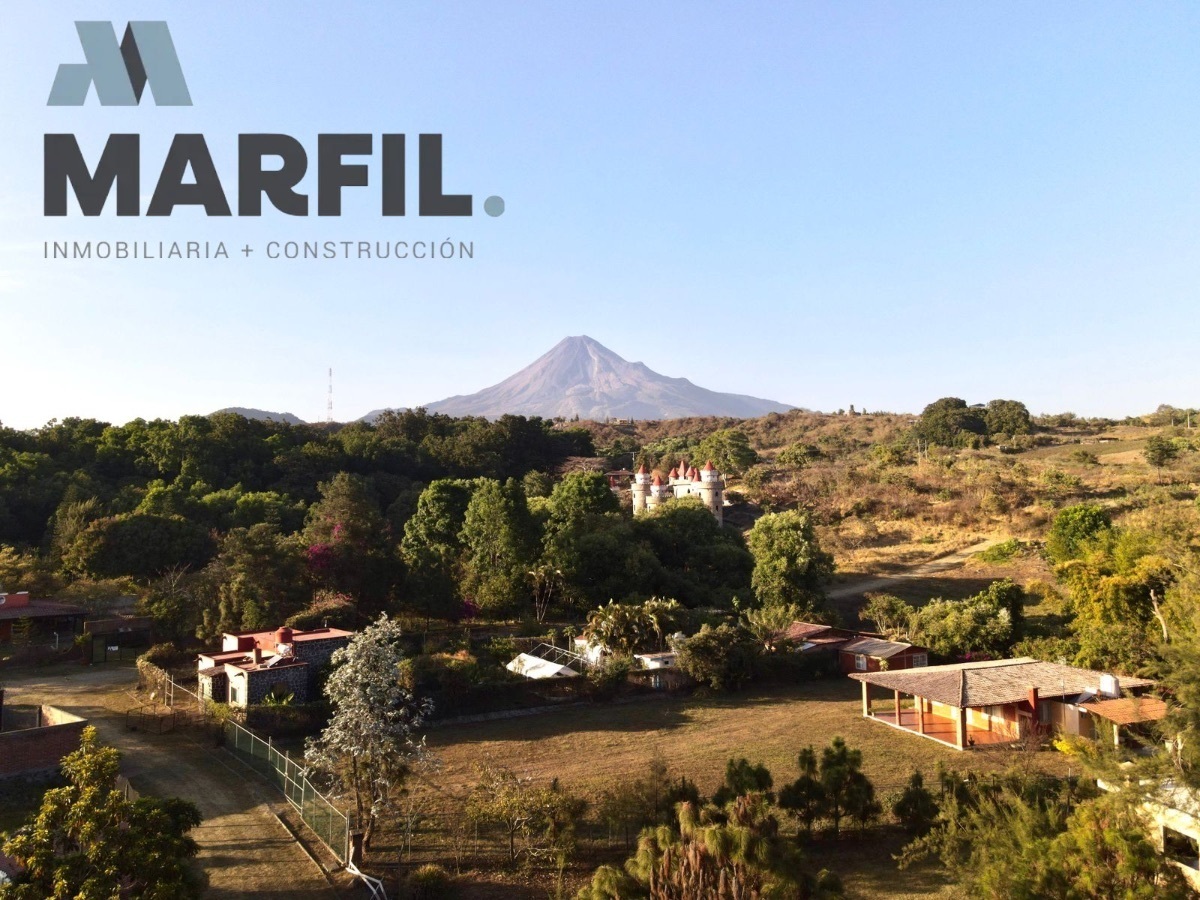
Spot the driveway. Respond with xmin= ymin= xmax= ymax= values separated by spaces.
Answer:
xmin=2 ymin=664 xmax=343 ymax=899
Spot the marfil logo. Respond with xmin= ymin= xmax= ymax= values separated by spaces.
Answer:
xmin=43 ymin=20 xmax=504 ymax=219
xmin=48 ymin=21 xmax=191 ymax=107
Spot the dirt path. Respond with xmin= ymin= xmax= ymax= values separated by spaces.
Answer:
xmin=2 ymin=665 xmax=341 ymax=900
xmin=827 ymin=538 xmax=1003 ymax=602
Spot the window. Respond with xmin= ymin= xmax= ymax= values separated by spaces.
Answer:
xmin=1164 ymin=827 xmax=1199 ymax=869
xmin=912 ymin=653 xmax=928 ymax=668
xmin=855 ymin=654 xmax=867 ymax=671
xmin=229 ymin=684 xmax=240 ymax=704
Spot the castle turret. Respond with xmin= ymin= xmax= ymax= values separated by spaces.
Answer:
xmin=631 ymin=463 xmax=652 ymax=514
xmin=697 ymin=460 xmax=725 ymax=525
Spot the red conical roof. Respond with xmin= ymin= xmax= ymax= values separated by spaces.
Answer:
xmin=692 ymin=469 xmax=702 ymax=482
xmin=637 ymin=463 xmax=648 ymax=474
xmin=703 ymin=460 xmax=716 ymax=471
xmin=652 ymin=474 xmax=663 ymax=485
xmin=669 ymin=467 xmax=679 ymax=478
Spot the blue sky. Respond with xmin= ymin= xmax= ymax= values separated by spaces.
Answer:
xmin=2 ymin=2 xmax=1197 ymax=428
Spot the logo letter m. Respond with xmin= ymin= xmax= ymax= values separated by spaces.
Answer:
xmin=48 ymin=21 xmax=191 ymax=106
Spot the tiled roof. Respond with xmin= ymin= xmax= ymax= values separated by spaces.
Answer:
xmin=850 ymin=658 xmax=1156 ymax=708
xmin=841 ymin=637 xmax=916 ymax=659
xmin=1080 ymin=696 xmax=1169 ymax=725
xmin=782 ymin=622 xmax=836 ymax=642
xmin=0 ymin=599 xmax=86 ymax=622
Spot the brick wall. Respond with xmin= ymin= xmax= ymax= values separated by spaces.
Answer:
xmin=0 ymin=705 xmax=87 ymax=778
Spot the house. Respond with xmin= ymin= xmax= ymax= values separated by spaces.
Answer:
xmin=1099 ymin=780 xmax=1200 ymax=889
xmin=197 ymin=626 xmax=353 ymax=708
xmin=850 ymin=657 xmax=1158 ymax=750
xmin=0 ymin=592 xmax=86 ymax=644
xmin=839 ymin=636 xmax=929 ymax=674
xmin=773 ymin=622 xmax=929 ymax=674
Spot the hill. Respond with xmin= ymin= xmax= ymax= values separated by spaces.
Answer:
xmin=211 ymin=408 xmax=306 ymax=425
xmin=413 ymin=335 xmax=794 ymax=421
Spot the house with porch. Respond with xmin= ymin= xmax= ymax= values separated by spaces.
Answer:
xmin=0 ymin=592 xmax=86 ymax=644
xmin=850 ymin=657 xmax=1158 ymax=750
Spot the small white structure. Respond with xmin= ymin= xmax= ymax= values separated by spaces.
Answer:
xmin=634 ymin=651 xmax=677 ymax=670
xmin=506 ymin=653 xmax=579 ymax=680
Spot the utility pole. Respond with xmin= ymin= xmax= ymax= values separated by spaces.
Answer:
xmin=326 ymin=368 xmax=334 ymax=424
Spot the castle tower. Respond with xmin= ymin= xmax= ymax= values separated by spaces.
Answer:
xmin=698 ymin=460 xmax=725 ymax=525
xmin=631 ymin=464 xmax=653 ymax=514
xmin=647 ymin=474 xmax=671 ymax=512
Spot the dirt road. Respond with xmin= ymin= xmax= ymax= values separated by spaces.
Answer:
xmin=827 ymin=538 xmax=1002 ymax=603
xmin=3 ymin=665 xmax=342 ymax=900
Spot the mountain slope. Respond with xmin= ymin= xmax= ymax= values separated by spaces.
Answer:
xmin=417 ymin=336 xmax=793 ymax=420
xmin=212 ymin=408 xmax=306 ymax=425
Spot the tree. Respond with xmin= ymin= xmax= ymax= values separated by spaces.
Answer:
xmin=742 ymin=601 xmax=805 ymax=648
xmin=746 ymin=510 xmax=834 ymax=615
xmin=779 ymin=747 xmax=826 ymax=839
xmin=1046 ymin=504 xmax=1112 ymax=564
xmin=675 ymin=624 xmax=760 ymax=690
xmin=816 ymin=737 xmax=874 ymax=839
xmin=915 ymin=398 xmax=987 ymax=447
xmin=695 ymin=430 xmax=758 ymax=477
xmin=984 ymin=400 xmax=1033 ymax=437
xmin=909 ymin=593 xmax=1012 ymax=659
xmin=892 ymin=772 xmax=939 ymax=835
xmin=400 ymin=479 xmax=476 ymax=621
xmin=1144 ymin=435 xmax=1180 ymax=481
xmin=198 ymin=523 xmax=309 ymax=638
xmin=64 ymin=513 xmax=216 ymax=581
xmin=861 ymin=594 xmax=913 ymax=639
xmin=459 ymin=478 xmax=538 ymax=616
xmin=466 ymin=766 xmax=586 ymax=866
xmin=305 ymin=614 xmax=431 ymax=848
xmin=712 ymin=758 xmax=774 ymax=807
xmin=579 ymin=796 xmax=843 ymax=900
xmin=303 ymin=473 xmax=399 ymax=611
xmin=1 ymin=726 xmax=203 ymax=899
xmin=584 ymin=599 xmax=683 ymax=657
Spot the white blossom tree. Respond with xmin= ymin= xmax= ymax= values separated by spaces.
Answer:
xmin=305 ymin=614 xmax=431 ymax=847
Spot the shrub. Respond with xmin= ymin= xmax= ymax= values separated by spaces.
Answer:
xmin=137 ymin=642 xmax=192 ymax=670
xmin=405 ymin=864 xmax=457 ymax=900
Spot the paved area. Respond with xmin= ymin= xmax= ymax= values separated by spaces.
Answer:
xmin=3 ymin=665 xmax=342 ymax=899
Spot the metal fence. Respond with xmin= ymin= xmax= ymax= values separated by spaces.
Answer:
xmin=224 ymin=718 xmax=351 ymax=863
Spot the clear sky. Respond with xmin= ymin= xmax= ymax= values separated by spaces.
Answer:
xmin=2 ymin=2 xmax=1197 ymax=429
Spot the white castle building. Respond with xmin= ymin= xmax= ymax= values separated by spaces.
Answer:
xmin=631 ymin=459 xmax=726 ymax=525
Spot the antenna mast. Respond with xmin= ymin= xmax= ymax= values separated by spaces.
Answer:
xmin=326 ymin=368 xmax=333 ymax=424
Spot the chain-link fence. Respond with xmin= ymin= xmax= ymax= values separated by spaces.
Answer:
xmin=224 ymin=719 xmax=351 ymax=863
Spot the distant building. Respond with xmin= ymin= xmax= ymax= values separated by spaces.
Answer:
xmin=197 ymin=626 xmax=353 ymax=708
xmin=0 ymin=592 xmax=86 ymax=644
xmin=850 ymin=657 xmax=1159 ymax=751
xmin=774 ymin=621 xmax=929 ymax=674
xmin=631 ymin=459 xmax=726 ymax=524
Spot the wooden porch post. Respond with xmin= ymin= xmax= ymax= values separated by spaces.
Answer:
xmin=917 ymin=695 xmax=925 ymax=735
xmin=894 ymin=690 xmax=902 ymax=726
xmin=956 ymin=707 xmax=968 ymax=750
xmin=861 ymin=681 xmax=871 ymax=717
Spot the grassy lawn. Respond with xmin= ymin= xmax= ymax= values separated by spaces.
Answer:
xmin=403 ymin=677 xmax=1072 ymax=898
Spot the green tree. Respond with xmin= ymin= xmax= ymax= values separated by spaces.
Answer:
xmin=779 ymin=747 xmax=826 ymax=839
xmin=579 ymin=796 xmax=842 ymax=900
xmin=984 ymin=400 xmax=1033 ymax=436
xmin=1046 ymin=504 xmax=1112 ymax=564
xmin=400 ymin=479 xmax=476 ymax=621
xmin=1144 ymin=435 xmax=1180 ymax=481
xmin=746 ymin=510 xmax=834 ymax=615
xmin=675 ymin=623 xmax=760 ymax=690
xmin=892 ymin=772 xmax=939 ymax=835
xmin=695 ymin=430 xmax=759 ymax=477
xmin=64 ymin=513 xmax=216 ymax=581
xmin=915 ymin=398 xmax=987 ymax=447
xmin=198 ymin=523 xmax=309 ymax=637
xmin=466 ymin=766 xmax=586 ymax=866
xmin=303 ymin=472 xmax=398 ymax=610
xmin=712 ymin=757 xmax=775 ymax=807
xmin=816 ymin=737 xmax=875 ymax=839
xmin=861 ymin=594 xmax=914 ymax=639
xmin=459 ymin=478 xmax=538 ymax=616
xmin=1 ymin=726 xmax=203 ymax=899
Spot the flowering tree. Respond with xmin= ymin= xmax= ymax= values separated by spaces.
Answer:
xmin=305 ymin=614 xmax=431 ymax=847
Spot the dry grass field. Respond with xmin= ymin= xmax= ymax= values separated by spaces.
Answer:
xmin=395 ymin=677 xmax=1073 ymax=898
